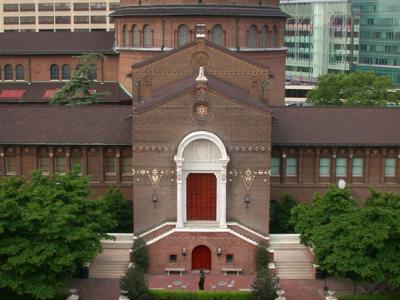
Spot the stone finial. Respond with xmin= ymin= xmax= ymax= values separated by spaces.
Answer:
xmin=196 ymin=66 xmax=208 ymax=83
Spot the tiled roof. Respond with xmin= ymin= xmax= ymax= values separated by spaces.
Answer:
xmin=0 ymin=32 xmax=116 ymax=55
xmin=111 ymin=5 xmax=290 ymax=18
xmin=271 ymin=107 xmax=400 ymax=146
xmin=0 ymin=82 xmax=131 ymax=104
xmin=0 ymin=105 xmax=132 ymax=145
xmin=133 ymin=75 xmax=269 ymax=113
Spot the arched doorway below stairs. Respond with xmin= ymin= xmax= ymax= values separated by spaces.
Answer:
xmin=192 ymin=245 xmax=212 ymax=271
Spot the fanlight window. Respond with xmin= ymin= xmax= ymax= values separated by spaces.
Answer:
xmin=177 ymin=24 xmax=189 ymax=47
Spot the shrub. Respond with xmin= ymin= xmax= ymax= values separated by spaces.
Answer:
xmin=149 ymin=290 xmax=251 ymax=300
xmin=339 ymin=294 xmax=400 ymax=300
xmin=132 ymin=237 xmax=149 ymax=273
xmin=270 ymin=193 xmax=297 ymax=233
xmin=98 ymin=187 xmax=133 ymax=233
xmin=120 ymin=266 xmax=149 ymax=300
xmin=255 ymin=240 xmax=269 ymax=273
xmin=251 ymin=268 xmax=277 ymax=300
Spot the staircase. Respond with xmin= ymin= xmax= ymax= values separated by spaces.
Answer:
xmin=269 ymin=234 xmax=315 ymax=279
xmin=89 ymin=234 xmax=133 ymax=279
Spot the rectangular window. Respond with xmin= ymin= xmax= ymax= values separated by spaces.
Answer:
xmin=74 ymin=16 xmax=89 ymax=24
xmin=271 ymin=157 xmax=280 ymax=177
xmin=336 ymin=158 xmax=347 ymax=177
xmin=105 ymin=157 xmax=116 ymax=175
xmin=39 ymin=156 xmax=50 ymax=174
xmin=169 ymin=255 xmax=177 ymax=263
xmin=385 ymin=158 xmax=396 ymax=177
xmin=319 ymin=158 xmax=331 ymax=177
xmin=74 ymin=3 xmax=89 ymax=11
xmin=352 ymin=158 xmax=364 ymax=177
xmin=286 ymin=157 xmax=297 ymax=177
xmin=109 ymin=3 xmax=120 ymax=10
xmin=55 ymin=16 xmax=71 ymax=24
xmin=4 ymin=17 xmax=19 ymax=25
xmin=39 ymin=16 xmax=54 ymax=24
xmin=226 ymin=254 xmax=234 ymax=264
xmin=55 ymin=156 xmax=66 ymax=174
xmin=20 ymin=4 xmax=35 ymax=12
xmin=121 ymin=157 xmax=132 ymax=176
xmin=70 ymin=156 xmax=81 ymax=169
xmin=91 ymin=16 xmax=106 ymax=24
xmin=20 ymin=16 xmax=35 ymax=24
xmin=91 ymin=2 xmax=106 ymax=10
xmin=38 ymin=3 xmax=54 ymax=11
xmin=3 ymin=4 xmax=18 ymax=12
xmin=55 ymin=3 xmax=70 ymax=11
xmin=5 ymin=156 xmax=17 ymax=175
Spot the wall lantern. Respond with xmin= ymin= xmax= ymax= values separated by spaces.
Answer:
xmin=217 ymin=248 xmax=222 ymax=256
xmin=338 ymin=179 xmax=346 ymax=190
xmin=182 ymin=248 xmax=187 ymax=256
xmin=152 ymin=192 xmax=158 ymax=207
xmin=245 ymin=194 xmax=251 ymax=208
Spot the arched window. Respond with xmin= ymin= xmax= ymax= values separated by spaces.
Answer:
xmin=50 ymin=64 xmax=59 ymax=80
xmin=132 ymin=25 xmax=140 ymax=47
xmin=4 ymin=64 xmax=13 ymax=80
xmin=177 ymin=24 xmax=189 ymax=47
xmin=260 ymin=25 xmax=269 ymax=48
xmin=143 ymin=25 xmax=153 ymax=48
xmin=247 ymin=25 xmax=258 ymax=48
xmin=272 ymin=25 xmax=278 ymax=48
xmin=15 ymin=64 xmax=24 ymax=80
xmin=212 ymin=25 xmax=223 ymax=46
xmin=89 ymin=64 xmax=97 ymax=80
xmin=123 ymin=25 xmax=129 ymax=47
xmin=62 ymin=64 xmax=71 ymax=80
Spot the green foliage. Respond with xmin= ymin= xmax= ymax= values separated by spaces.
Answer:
xmin=251 ymin=268 xmax=277 ymax=300
xmin=132 ymin=238 xmax=149 ymax=273
xmin=270 ymin=193 xmax=298 ymax=233
xmin=255 ymin=241 xmax=269 ymax=273
xmin=291 ymin=187 xmax=400 ymax=288
xmin=306 ymin=72 xmax=399 ymax=106
xmin=149 ymin=290 xmax=251 ymax=300
xmin=339 ymin=294 xmax=400 ymax=300
xmin=0 ymin=169 xmax=111 ymax=299
xmin=98 ymin=187 xmax=133 ymax=233
xmin=0 ymin=288 xmax=68 ymax=300
xmin=50 ymin=53 xmax=107 ymax=106
xmin=120 ymin=266 xmax=149 ymax=300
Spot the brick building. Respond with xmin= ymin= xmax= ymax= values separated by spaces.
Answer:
xmin=0 ymin=0 xmax=400 ymax=275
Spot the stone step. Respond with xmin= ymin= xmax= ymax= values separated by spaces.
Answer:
xmin=277 ymin=275 xmax=315 ymax=279
xmin=101 ymin=241 xmax=133 ymax=249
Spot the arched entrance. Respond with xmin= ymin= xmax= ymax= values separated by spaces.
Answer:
xmin=187 ymin=173 xmax=217 ymax=220
xmin=192 ymin=245 xmax=212 ymax=271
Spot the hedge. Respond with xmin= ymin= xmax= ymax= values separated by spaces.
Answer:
xmin=149 ymin=290 xmax=251 ymax=300
xmin=339 ymin=294 xmax=400 ymax=300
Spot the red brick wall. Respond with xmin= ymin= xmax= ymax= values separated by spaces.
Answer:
xmin=120 ymin=0 xmax=279 ymax=7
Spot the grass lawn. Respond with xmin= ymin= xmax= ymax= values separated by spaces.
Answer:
xmin=0 ymin=288 xmax=68 ymax=300
xmin=339 ymin=293 xmax=400 ymax=300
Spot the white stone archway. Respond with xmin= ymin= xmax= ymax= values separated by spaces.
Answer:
xmin=174 ymin=131 xmax=230 ymax=229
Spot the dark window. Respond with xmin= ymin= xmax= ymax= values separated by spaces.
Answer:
xmin=4 ymin=17 xmax=19 ymax=25
xmin=132 ymin=25 xmax=140 ymax=47
xmin=91 ymin=16 xmax=106 ymax=24
xmin=55 ymin=16 xmax=70 ymax=24
xmin=122 ymin=25 xmax=129 ymax=47
xmin=20 ymin=3 xmax=35 ymax=11
xmin=177 ymin=24 xmax=189 ymax=47
xmin=55 ymin=3 xmax=70 ymax=11
xmin=143 ymin=25 xmax=153 ymax=48
xmin=91 ymin=2 xmax=106 ymax=10
xmin=226 ymin=254 xmax=234 ymax=264
xmin=20 ymin=16 xmax=35 ymax=24
xmin=89 ymin=64 xmax=97 ymax=80
xmin=212 ymin=24 xmax=223 ymax=46
xmin=74 ymin=16 xmax=89 ymax=24
xmin=50 ymin=64 xmax=59 ymax=80
xmin=109 ymin=2 xmax=119 ymax=10
xmin=39 ymin=16 xmax=54 ymax=24
xmin=247 ymin=25 xmax=257 ymax=48
xmin=4 ymin=64 xmax=13 ymax=80
xmin=38 ymin=3 xmax=54 ymax=11
xmin=3 ymin=4 xmax=18 ymax=12
xmin=62 ymin=64 xmax=71 ymax=80
xmin=74 ymin=3 xmax=89 ymax=11
xmin=272 ymin=25 xmax=279 ymax=48
xmin=169 ymin=255 xmax=177 ymax=263
xmin=15 ymin=64 xmax=24 ymax=80
xmin=260 ymin=25 xmax=269 ymax=48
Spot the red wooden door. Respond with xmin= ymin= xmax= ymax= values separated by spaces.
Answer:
xmin=192 ymin=245 xmax=212 ymax=270
xmin=187 ymin=173 xmax=216 ymax=221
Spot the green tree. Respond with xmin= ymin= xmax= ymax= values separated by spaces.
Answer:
xmin=251 ymin=268 xmax=277 ymax=300
xmin=270 ymin=193 xmax=298 ymax=233
xmin=98 ymin=187 xmax=133 ymax=233
xmin=306 ymin=72 xmax=399 ymax=106
xmin=0 ymin=169 xmax=111 ymax=299
xmin=255 ymin=241 xmax=269 ymax=273
xmin=120 ymin=266 xmax=149 ymax=300
xmin=50 ymin=53 xmax=107 ymax=106
xmin=132 ymin=238 xmax=149 ymax=274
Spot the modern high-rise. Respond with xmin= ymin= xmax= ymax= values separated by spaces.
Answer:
xmin=352 ymin=0 xmax=400 ymax=86
xmin=280 ymin=0 xmax=358 ymax=82
xmin=0 ymin=0 xmax=120 ymax=32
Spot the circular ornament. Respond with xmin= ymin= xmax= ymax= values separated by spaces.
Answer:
xmin=193 ymin=101 xmax=210 ymax=121
xmin=191 ymin=51 xmax=211 ymax=71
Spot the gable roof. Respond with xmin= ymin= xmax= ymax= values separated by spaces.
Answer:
xmin=111 ymin=4 xmax=290 ymax=18
xmin=0 ymin=105 xmax=131 ymax=145
xmin=133 ymin=75 xmax=269 ymax=113
xmin=0 ymin=32 xmax=116 ymax=55
xmin=271 ymin=107 xmax=400 ymax=146
xmin=0 ymin=82 xmax=131 ymax=104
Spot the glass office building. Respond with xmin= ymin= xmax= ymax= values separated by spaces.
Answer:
xmin=352 ymin=0 xmax=400 ymax=86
